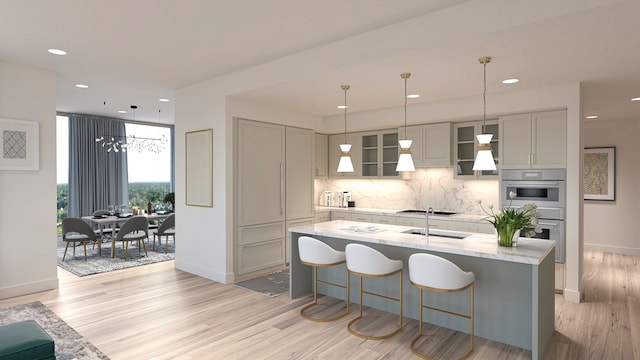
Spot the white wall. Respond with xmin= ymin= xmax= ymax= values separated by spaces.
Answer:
xmin=0 ymin=61 xmax=58 ymax=299
xmin=583 ymin=118 xmax=640 ymax=254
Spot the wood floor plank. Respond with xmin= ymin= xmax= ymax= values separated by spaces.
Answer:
xmin=1 ymin=252 xmax=640 ymax=359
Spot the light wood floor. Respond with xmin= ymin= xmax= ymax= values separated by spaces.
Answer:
xmin=1 ymin=251 xmax=638 ymax=359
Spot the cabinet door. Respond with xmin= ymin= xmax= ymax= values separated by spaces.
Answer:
xmin=424 ymin=122 xmax=452 ymax=167
xmin=329 ymin=133 xmax=362 ymax=177
xmin=499 ymin=113 xmax=533 ymax=168
xmin=361 ymin=131 xmax=379 ymax=177
xmin=286 ymin=127 xmax=314 ymax=220
xmin=314 ymin=133 xmax=328 ymax=177
xmin=381 ymin=131 xmax=399 ymax=177
xmin=532 ymin=110 xmax=566 ymax=168
xmin=237 ymin=120 xmax=285 ymax=226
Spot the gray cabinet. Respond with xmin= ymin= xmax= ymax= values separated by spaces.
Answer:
xmin=453 ymin=120 xmax=498 ymax=178
xmin=402 ymin=122 xmax=452 ymax=167
xmin=235 ymin=119 xmax=313 ymax=277
xmin=314 ymin=133 xmax=328 ymax=177
xmin=499 ymin=110 xmax=566 ymax=169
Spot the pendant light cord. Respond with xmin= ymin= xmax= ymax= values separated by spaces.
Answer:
xmin=341 ymin=85 xmax=350 ymax=144
xmin=404 ymin=75 xmax=408 ymax=139
xmin=483 ymin=59 xmax=487 ymax=133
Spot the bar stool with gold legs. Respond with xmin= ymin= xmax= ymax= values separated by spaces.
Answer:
xmin=298 ymin=236 xmax=350 ymax=322
xmin=345 ymin=243 xmax=403 ymax=340
xmin=408 ymin=253 xmax=475 ymax=360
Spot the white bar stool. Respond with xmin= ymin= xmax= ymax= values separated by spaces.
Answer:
xmin=408 ymin=253 xmax=475 ymax=360
xmin=345 ymin=243 xmax=403 ymax=340
xmin=298 ymin=236 xmax=350 ymax=322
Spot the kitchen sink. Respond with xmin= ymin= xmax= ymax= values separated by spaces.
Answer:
xmin=397 ymin=209 xmax=457 ymax=216
xmin=402 ymin=228 xmax=470 ymax=239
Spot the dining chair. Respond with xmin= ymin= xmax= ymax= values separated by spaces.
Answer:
xmin=61 ymin=217 xmax=100 ymax=261
xmin=114 ymin=216 xmax=149 ymax=260
xmin=152 ymin=213 xmax=175 ymax=253
xmin=92 ymin=209 xmax=117 ymax=241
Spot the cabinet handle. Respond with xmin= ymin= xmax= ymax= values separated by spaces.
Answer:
xmin=280 ymin=163 xmax=284 ymax=216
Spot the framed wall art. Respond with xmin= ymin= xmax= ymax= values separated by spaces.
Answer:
xmin=0 ymin=118 xmax=39 ymax=171
xmin=185 ymin=128 xmax=213 ymax=207
xmin=584 ymin=146 xmax=615 ymax=201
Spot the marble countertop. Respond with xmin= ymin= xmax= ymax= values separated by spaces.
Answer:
xmin=289 ymin=220 xmax=554 ymax=265
xmin=314 ymin=206 xmax=486 ymax=222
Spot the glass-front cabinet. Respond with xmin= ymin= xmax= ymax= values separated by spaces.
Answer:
xmin=454 ymin=120 xmax=498 ymax=178
xmin=361 ymin=130 xmax=399 ymax=178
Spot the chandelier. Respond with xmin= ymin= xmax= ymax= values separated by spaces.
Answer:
xmin=95 ymin=105 xmax=167 ymax=153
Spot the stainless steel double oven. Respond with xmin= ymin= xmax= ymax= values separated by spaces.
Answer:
xmin=500 ymin=169 xmax=566 ymax=263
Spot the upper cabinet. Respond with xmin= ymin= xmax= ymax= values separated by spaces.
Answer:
xmin=400 ymin=122 xmax=452 ymax=167
xmin=329 ymin=130 xmax=399 ymax=178
xmin=362 ymin=130 xmax=399 ymax=177
xmin=314 ymin=133 xmax=328 ymax=177
xmin=453 ymin=120 xmax=499 ymax=178
xmin=499 ymin=110 xmax=566 ymax=169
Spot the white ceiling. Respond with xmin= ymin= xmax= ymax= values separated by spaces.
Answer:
xmin=1 ymin=0 xmax=639 ymax=124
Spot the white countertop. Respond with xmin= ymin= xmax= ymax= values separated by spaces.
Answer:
xmin=314 ymin=206 xmax=486 ymax=222
xmin=290 ymin=220 xmax=554 ymax=265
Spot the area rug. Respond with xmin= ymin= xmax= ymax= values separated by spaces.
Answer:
xmin=235 ymin=269 xmax=289 ymax=297
xmin=57 ymin=239 xmax=174 ymax=277
xmin=0 ymin=301 xmax=109 ymax=360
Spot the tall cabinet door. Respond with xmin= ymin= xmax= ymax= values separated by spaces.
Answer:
xmin=237 ymin=119 xmax=285 ymax=226
xmin=286 ymin=127 xmax=314 ymax=220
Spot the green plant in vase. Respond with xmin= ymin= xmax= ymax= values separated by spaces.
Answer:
xmin=478 ymin=192 xmax=542 ymax=247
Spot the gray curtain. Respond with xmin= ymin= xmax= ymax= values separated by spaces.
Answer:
xmin=68 ymin=114 xmax=129 ymax=217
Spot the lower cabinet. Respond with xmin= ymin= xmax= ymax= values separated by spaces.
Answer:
xmin=237 ymin=222 xmax=285 ymax=276
xmin=331 ymin=211 xmax=352 ymax=221
xmin=555 ymin=263 xmax=565 ymax=292
xmin=351 ymin=213 xmax=372 ymax=222
xmin=371 ymin=214 xmax=395 ymax=224
xmin=314 ymin=212 xmax=330 ymax=223
xmin=448 ymin=219 xmax=493 ymax=234
xmin=286 ymin=217 xmax=314 ymax=265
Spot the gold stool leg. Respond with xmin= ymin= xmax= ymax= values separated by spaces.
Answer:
xmin=410 ymin=283 xmax=474 ymax=360
xmin=300 ymin=264 xmax=350 ymax=322
xmin=347 ymin=270 xmax=403 ymax=340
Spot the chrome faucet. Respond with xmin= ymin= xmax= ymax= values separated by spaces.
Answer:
xmin=425 ymin=207 xmax=434 ymax=236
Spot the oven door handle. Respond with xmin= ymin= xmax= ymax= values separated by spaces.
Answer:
xmin=505 ymin=181 xmax=560 ymax=187
xmin=538 ymin=222 xmax=560 ymax=227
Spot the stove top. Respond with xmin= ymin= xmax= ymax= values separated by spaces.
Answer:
xmin=397 ymin=209 xmax=456 ymax=216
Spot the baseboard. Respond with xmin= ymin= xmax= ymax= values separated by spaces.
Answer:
xmin=0 ymin=277 xmax=59 ymax=300
xmin=563 ymin=288 xmax=581 ymax=303
xmin=174 ymin=259 xmax=234 ymax=284
xmin=584 ymin=243 xmax=640 ymax=256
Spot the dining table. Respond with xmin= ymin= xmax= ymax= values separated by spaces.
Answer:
xmin=82 ymin=213 xmax=172 ymax=258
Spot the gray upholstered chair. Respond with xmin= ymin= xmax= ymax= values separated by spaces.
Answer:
xmin=153 ymin=213 xmax=175 ymax=253
xmin=114 ymin=216 xmax=149 ymax=260
xmin=61 ymin=217 xmax=100 ymax=261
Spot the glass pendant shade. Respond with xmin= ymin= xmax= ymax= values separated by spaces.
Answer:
xmin=337 ymin=144 xmax=354 ymax=173
xmin=472 ymin=135 xmax=496 ymax=171
xmin=396 ymin=139 xmax=415 ymax=172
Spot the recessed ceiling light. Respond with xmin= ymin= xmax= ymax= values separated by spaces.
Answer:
xmin=75 ymin=84 xmax=89 ymax=89
xmin=502 ymin=78 xmax=520 ymax=84
xmin=159 ymin=98 xmax=171 ymax=102
xmin=407 ymin=94 xmax=420 ymax=99
xmin=585 ymin=115 xmax=598 ymax=119
xmin=631 ymin=97 xmax=640 ymax=101
xmin=118 ymin=110 xmax=127 ymax=114
xmin=337 ymin=105 xmax=348 ymax=109
xmin=48 ymin=49 xmax=67 ymax=55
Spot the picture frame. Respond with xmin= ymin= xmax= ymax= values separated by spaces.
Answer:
xmin=185 ymin=128 xmax=213 ymax=207
xmin=0 ymin=118 xmax=39 ymax=171
xmin=584 ymin=146 xmax=615 ymax=201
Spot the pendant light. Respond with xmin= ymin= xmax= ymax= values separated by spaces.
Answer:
xmin=396 ymin=72 xmax=416 ymax=173
xmin=472 ymin=56 xmax=497 ymax=171
xmin=337 ymin=84 xmax=354 ymax=173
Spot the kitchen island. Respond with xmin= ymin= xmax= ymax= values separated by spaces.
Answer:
xmin=289 ymin=220 xmax=555 ymax=360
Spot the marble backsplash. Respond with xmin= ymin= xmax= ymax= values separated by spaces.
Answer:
xmin=314 ymin=167 xmax=499 ymax=215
